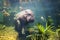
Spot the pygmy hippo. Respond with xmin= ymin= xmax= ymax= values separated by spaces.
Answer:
xmin=14 ymin=9 xmax=34 ymax=40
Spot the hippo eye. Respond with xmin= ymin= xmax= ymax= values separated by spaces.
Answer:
xmin=27 ymin=14 xmax=31 ymax=16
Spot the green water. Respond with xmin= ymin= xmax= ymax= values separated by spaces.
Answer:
xmin=0 ymin=0 xmax=60 ymax=40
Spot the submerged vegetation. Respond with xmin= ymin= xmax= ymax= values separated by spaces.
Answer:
xmin=0 ymin=0 xmax=60 ymax=40
xmin=0 ymin=20 xmax=60 ymax=40
xmin=26 ymin=23 xmax=60 ymax=40
xmin=0 ymin=22 xmax=60 ymax=40
xmin=0 ymin=24 xmax=18 ymax=40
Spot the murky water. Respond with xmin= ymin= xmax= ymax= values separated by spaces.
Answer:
xmin=0 ymin=0 xmax=60 ymax=40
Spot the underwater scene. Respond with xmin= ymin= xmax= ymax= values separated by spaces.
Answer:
xmin=0 ymin=0 xmax=60 ymax=40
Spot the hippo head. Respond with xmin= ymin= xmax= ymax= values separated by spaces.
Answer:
xmin=14 ymin=9 xmax=34 ymax=24
xmin=23 ymin=9 xmax=34 ymax=23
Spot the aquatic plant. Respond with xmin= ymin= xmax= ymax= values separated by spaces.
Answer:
xmin=36 ymin=22 xmax=55 ymax=40
xmin=0 ymin=24 xmax=6 ymax=30
xmin=37 ymin=22 xmax=55 ymax=34
xmin=0 ymin=25 xmax=18 ymax=40
xmin=0 ymin=22 xmax=60 ymax=40
xmin=25 ymin=20 xmax=56 ymax=40
xmin=55 ymin=29 xmax=60 ymax=40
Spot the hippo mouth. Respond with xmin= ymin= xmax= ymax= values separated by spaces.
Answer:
xmin=27 ymin=19 xmax=34 ymax=23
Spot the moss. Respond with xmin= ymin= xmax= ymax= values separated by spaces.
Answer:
xmin=0 ymin=25 xmax=18 ymax=40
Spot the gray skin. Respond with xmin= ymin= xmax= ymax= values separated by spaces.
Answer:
xmin=14 ymin=9 xmax=34 ymax=40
